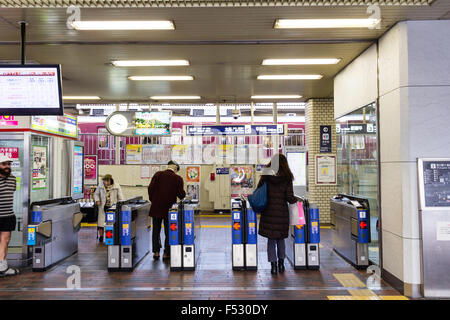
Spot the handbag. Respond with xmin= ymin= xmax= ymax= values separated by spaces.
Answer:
xmin=289 ymin=201 xmax=306 ymax=226
xmin=247 ymin=182 xmax=268 ymax=213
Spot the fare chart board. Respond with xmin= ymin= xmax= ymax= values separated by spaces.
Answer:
xmin=420 ymin=159 xmax=450 ymax=208
xmin=0 ymin=65 xmax=63 ymax=115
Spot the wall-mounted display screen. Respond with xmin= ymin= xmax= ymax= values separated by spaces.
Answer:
xmin=0 ymin=65 xmax=63 ymax=115
xmin=134 ymin=111 xmax=171 ymax=136
xmin=73 ymin=145 xmax=84 ymax=199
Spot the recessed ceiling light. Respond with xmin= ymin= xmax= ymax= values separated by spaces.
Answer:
xmin=112 ymin=60 xmax=189 ymax=67
xmin=63 ymin=96 xmax=101 ymax=100
xmin=251 ymin=95 xmax=303 ymax=99
xmin=70 ymin=20 xmax=175 ymax=30
xmin=150 ymin=96 xmax=201 ymax=100
xmin=257 ymin=75 xmax=323 ymax=80
xmin=274 ymin=19 xmax=380 ymax=29
xmin=128 ymin=76 xmax=194 ymax=81
xmin=262 ymin=59 xmax=341 ymax=65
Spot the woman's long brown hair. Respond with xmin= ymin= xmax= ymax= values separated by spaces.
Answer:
xmin=266 ymin=153 xmax=294 ymax=181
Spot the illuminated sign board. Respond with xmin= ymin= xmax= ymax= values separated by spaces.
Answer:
xmin=31 ymin=114 xmax=77 ymax=138
xmin=134 ymin=111 xmax=171 ymax=136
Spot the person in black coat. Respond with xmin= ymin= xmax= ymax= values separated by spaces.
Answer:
xmin=256 ymin=154 xmax=297 ymax=275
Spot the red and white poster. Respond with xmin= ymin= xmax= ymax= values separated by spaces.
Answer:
xmin=0 ymin=147 xmax=19 ymax=160
xmin=84 ymin=155 xmax=98 ymax=185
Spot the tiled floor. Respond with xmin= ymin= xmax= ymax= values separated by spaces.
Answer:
xmin=0 ymin=216 xmax=406 ymax=300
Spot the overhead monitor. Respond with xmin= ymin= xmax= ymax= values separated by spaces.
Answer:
xmin=134 ymin=111 xmax=172 ymax=136
xmin=0 ymin=65 xmax=64 ymax=116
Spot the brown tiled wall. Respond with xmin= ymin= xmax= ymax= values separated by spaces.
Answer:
xmin=305 ymin=98 xmax=337 ymax=224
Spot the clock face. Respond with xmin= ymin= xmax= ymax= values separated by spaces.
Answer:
xmin=107 ymin=114 xmax=129 ymax=134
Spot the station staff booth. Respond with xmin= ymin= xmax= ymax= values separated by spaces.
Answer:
xmin=0 ymin=114 xmax=84 ymax=267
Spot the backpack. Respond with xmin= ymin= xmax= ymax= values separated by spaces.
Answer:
xmin=247 ymin=182 xmax=268 ymax=213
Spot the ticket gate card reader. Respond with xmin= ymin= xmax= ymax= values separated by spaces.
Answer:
xmin=28 ymin=198 xmax=83 ymax=271
xmin=286 ymin=197 xmax=320 ymax=270
xmin=231 ymin=198 xmax=258 ymax=271
xmin=330 ymin=194 xmax=370 ymax=268
xmin=169 ymin=200 xmax=199 ymax=271
xmin=106 ymin=198 xmax=151 ymax=271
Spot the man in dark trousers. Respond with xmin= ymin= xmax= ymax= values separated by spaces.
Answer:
xmin=148 ymin=160 xmax=186 ymax=260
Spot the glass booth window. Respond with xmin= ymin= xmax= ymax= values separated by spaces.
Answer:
xmin=336 ymin=102 xmax=379 ymax=265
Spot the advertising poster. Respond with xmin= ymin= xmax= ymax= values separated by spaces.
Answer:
xmin=216 ymin=145 xmax=234 ymax=164
xmin=187 ymin=184 xmax=200 ymax=201
xmin=0 ymin=147 xmax=19 ymax=160
xmin=230 ymin=166 xmax=254 ymax=197
xmin=126 ymin=144 xmax=142 ymax=164
xmin=32 ymin=145 xmax=47 ymax=190
xmin=84 ymin=155 xmax=98 ymax=185
xmin=316 ymin=155 xmax=337 ymax=185
xmin=73 ymin=146 xmax=84 ymax=195
xmin=172 ymin=145 xmax=188 ymax=164
xmin=186 ymin=166 xmax=200 ymax=183
xmin=134 ymin=111 xmax=171 ymax=136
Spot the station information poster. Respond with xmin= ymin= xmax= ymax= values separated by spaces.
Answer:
xmin=32 ymin=145 xmax=47 ymax=190
xmin=84 ymin=155 xmax=98 ymax=185
xmin=186 ymin=166 xmax=200 ymax=183
xmin=73 ymin=146 xmax=84 ymax=195
xmin=287 ymin=152 xmax=307 ymax=187
xmin=126 ymin=145 xmax=142 ymax=164
xmin=420 ymin=160 xmax=450 ymax=208
xmin=230 ymin=166 xmax=254 ymax=197
xmin=187 ymin=184 xmax=200 ymax=201
xmin=142 ymin=145 xmax=171 ymax=164
xmin=140 ymin=166 xmax=151 ymax=179
xmin=315 ymin=155 xmax=337 ymax=185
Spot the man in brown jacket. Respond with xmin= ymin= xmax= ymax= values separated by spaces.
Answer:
xmin=148 ymin=160 xmax=186 ymax=260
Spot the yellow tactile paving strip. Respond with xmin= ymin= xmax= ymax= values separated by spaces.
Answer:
xmin=328 ymin=273 xmax=409 ymax=301
xmin=333 ymin=273 xmax=367 ymax=288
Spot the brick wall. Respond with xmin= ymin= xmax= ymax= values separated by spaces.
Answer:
xmin=305 ymin=98 xmax=337 ymax=224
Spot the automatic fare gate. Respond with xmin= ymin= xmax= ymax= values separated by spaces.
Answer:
xmin=169 ymin=200 xmax=200 ymax=271
xmin=105 ymin=197 xmax=151 ymax=271
xmin=231 ymin=198 xmax=257 ymax=271
xmin=286 ymin=197 xmax=320 ymax=270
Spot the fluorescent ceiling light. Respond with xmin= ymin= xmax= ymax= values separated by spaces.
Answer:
xmin=251 ymin=95 xmax=302 ymax=99
xmin=257 ymin=75 xmax=323 ymax=80
xmin=262 ymin=59 xmax=341 ymax=65
xmin=112 ymin=60 xmax=189 ymax=67
xmin=63 ymin=96 xmax=101 ymax=100
xmin=70 ymin=21 xmax=175 ymax=30
xmin=274 ymin=19 xmax=380 ymax=29
xmin=128 ymin=76 xmax=194 ymax=81
xmin=151 ymin=96 xmax=201 ymax=100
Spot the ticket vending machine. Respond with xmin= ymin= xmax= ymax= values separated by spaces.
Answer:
xmin=330 ymin=194 xmax=370 ymax=268
xmin=169 ymin=200 xmax=200 ymax=271
xmin=231 ymin=198 xmax=258 ymax=271
xmin=418 ymin=158 xmax=450 ymax=298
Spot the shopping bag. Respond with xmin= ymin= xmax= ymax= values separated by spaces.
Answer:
xmin=289 ymin=201 xmax=306 ymax=226
xmin=247 ymin=183 xmax=267 ymax=213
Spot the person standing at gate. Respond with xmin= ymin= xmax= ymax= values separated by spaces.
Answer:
xmin=0 ymin=155 xmax=20 ymax=277
xmin=257 ymin=153 xmax=297 ymax=275
xmin=148 ymin=160 xmax=186 ymax=260
xmin=94 ymin=174 xmax=124 ymax=243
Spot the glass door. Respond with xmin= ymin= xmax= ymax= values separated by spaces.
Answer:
xmin=0 ymin=136 xmax=24 ymax=252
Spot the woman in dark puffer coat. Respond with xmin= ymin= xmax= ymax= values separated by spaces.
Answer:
xmin=256 ymin=154 xmax=297 ymax=275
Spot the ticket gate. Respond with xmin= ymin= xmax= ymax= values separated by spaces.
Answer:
xmin=169 ymin=200 xmax=200 ymax=271
xmin=286 ymin=197 xmax=321 ymax=270
xmin=105 ymin=197 xmax=151 ymax=271
xmin=27 ymin=197 xmax=83 ymax=271
xmin=231 ymin=198 xmax=258 ymax=271
xmin=330 ymin=194 xmax=371 ymax=269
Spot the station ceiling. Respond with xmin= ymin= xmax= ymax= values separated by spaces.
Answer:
xmin=0 ymin=1 xmax=449 ymax=109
